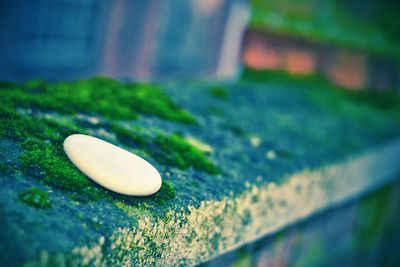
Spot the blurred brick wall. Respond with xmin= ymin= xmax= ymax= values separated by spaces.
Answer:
xmin=322 ymin=50 xmax=368 ymax=90
xmin=242 ymin=29 xmax=400 ymax=91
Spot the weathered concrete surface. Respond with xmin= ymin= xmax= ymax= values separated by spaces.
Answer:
xmin=1 ymin=79 xmax=400 ymax=266
xmin=204 ymin=180 xmax=400 ymax=267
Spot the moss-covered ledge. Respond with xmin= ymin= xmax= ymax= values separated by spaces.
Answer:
xmin=1 ymin=77 xmax=400 ymax=266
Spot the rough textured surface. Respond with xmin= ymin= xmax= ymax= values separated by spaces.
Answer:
xmin=203 ymin=180 xmax=400 ymax=267
xmin=1 ymin=76 xmax=400 ymax=266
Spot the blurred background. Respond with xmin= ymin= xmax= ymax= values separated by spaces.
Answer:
xmin=0 ymin=0 xmax=249 ymax=81
xmin=0 ymin=0 xmax=399 ymax=92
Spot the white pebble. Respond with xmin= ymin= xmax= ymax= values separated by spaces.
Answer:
xmin=63 ymin=134 xmax=162 ymax=196
xmin=250 ymin=136 xmax=262 ymax=147
xmin=266 ymin=150 xmax=276 ymax=160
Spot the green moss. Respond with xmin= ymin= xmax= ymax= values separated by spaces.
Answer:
xmin=18 ymin=129 xmax=178 ymax=205
xmin=3 ymin=77 xmax=197 ymax=124
xmin=114 ymin=200 xmax=149 ymax=218
xmin=24 ymin=78 xmax=47 ymax=90
xmin=276 ymin=149 xmax=293 ymax=160
xmin=344 ymin=89 xmax=400 ymax=113
xmin=112 ymin=181 xmax=177 ymax=216
xmin=153 ymin=181 xmax=176 ymax=205
xmin=0 ymin=103 xmax=41 ymax=140
xmin=207 ymin=106 xmax=225 ymax=116
xmin=42 ymin=116 xmax=86 ymax=138
xmin=18 ymin=187 xmax=52 ymax=209
xmin=209 ymin=86 xmax=229 ymax=100
xmin=0 ymin=105 xmax=105 ymax=202
xmin=0 ymin=80 xmax=18 ymax=89
xmin=20 ymin=138 xmax=106 ymax=201
xmin=0 ymin=161 xmax=12 ymax=174
xmin=112 ymin=124 xmax=219 ymax=174
xmin=0 ymin=104 xmax=197 ymax=207
xmin=242 ymin=68 xmax=327 ymax=85
xmin=110 ymin=123 xmax=147 ymax=149
xmin=152 ymin=134 xmax=219 ymax=174
xmin=0 ymin=77 xmax=214 ymax=213
xmin=222 ymin=123 xmax=246 ymax=136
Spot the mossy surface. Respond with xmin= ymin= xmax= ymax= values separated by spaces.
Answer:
xmin=20 ymin=138 xmax=107 ymax=201
xmin=1 ymin=75 xmax=400 ymax=266
xmin=222 ymin=123 xmax=247 ymax=137
xmin=3 ymin=77 xmax=196 ymax=124
xmin=18 ymin=187 xmax=52 ymax=209
xmin=209 ymin=86 xmax=229 ymax=100
xmin=110 ymin=123 xmax=147 ymax=149
xmin=111 ymin=123 xmax=219 ymax=174
xmin=242 ymin=68 xmax=400 ymax=127
xmin=152 ymin=134 xmax=219 ymax=174
xmin=0 ymin=78 xmax=208 ymax=207
xmin=0 ymin=77 xmax=219 ymax=211
xmin=0 ymin=79 xmax=18 ymax=89
xmin=209 ymin=181 xmax=400 ymax=267
xmin=152 ymin=181 xmax=176 ymax=205
xmin=0 ymin=161 xmax=12 ymax=174
xmin=0 ymin=101 xmax=106 ymax=201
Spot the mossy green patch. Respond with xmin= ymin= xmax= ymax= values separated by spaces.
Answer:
xmin=110 ymin=181 xmax=177 ymax=218
xmin=0 ymin=77 xmax=225 ymax=219
xmin=112 ymin=123 xmax=219 ymax=174
xmin=209 ymin=86 xmax=229 ymax=100
xmin=18 ymin=187 xmax=52 ymax=209
xmin=20 ymin=138 xmax=106 ymax=201
xmin=153 ymin=181 xmax=176 ymax=205
xmin=0 ymin=76 xmax=207 ymax=204
xmin=222 ymin=123 xmax=246 ymax=137
xmin=0 ymin=79 xmax=17 ymax=89
xmin=0 ymin=102 xmax=176 ymax=206
xmin=0 ymin=101 xmax=105 ymax=200
xmin=2 ymin=77 xmax=196 ymax=124
xmin=110 ymin=123 xmax=147 ymax=149
xmin=42 ymin=116 xmax=86 ymax=138
xmin=15 ymin=121 xmax=180 ymax=205
xmin=0 ymin=103 xmax=42 ymax=141
xmin=153 ymin=134 xmax=219 ymax=174
xmin=242 ymin=68 xmax=325 ymax=85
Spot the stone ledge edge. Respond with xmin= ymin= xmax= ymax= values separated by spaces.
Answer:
xmin=24 ymin=137 xmax=400 ymax=267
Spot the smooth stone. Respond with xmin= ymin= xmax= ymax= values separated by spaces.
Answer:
xmin=63 ymin=134 xmax=162 ymax=196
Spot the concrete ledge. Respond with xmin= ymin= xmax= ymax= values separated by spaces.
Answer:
xmin=117 ymin=138 xmax=400 ymax=265
xmin=2 ymin=79 xmax=400 ymax=266
xmin=31 ymin=137 xmax=400 ymax=266
xmin=203 ymin=179 xmax=400 ymax=266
